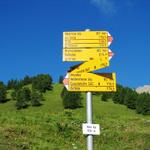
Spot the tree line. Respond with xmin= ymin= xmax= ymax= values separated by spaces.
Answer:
xmin=100 ymin=84 xmax=150 ymax=115
xmin=59 ymin=77 xmax=150 ymax=115
xmin=0 ymin=74 xmax=53 ymax=109
xmin=0 ymin=74 xmax=149 ymax=115
xmin=59 ymin=74 xmax=150 ymax=115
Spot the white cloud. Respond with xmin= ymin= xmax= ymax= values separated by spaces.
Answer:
xmin=91 ymin=0 xmax=117 ymax=15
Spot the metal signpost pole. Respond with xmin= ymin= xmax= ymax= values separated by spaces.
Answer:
xmin=63 ymin=29 xmax=116 ymax=150
xmin=86 ymin=91 xmax=93 ymax=150
xmin=85 ymin=29 xmax=93 ymax=150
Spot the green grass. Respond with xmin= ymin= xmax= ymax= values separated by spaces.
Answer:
xmin=0 ymin=84 xmax=150 ymax=150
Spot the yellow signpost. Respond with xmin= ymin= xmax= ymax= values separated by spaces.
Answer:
xmin=70 ymin=59 xmax=109 ymax=73
xmin=63 ymin=48 xmax=109 ymax=62
xmin=63 ymin=30 xmax=116 ymax=92
xmin=62 ymin=30 xmax=117 ymax=150
xmin=63 ymin=31 xmax=113 ymax=48
xmin=63 ymin=73 xmax=116 ymax=92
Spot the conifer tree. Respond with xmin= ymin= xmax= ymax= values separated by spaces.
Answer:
xmin=61 ymin=87 xmax=82 ymax=109
xmin=124 ymin=88 xmax=137 ymax=109
xmin=15 ymin=88 xmax=30 ymax=109
xmin=136 ymin=93 xmax=150 ymax=115
xmin=0 ymin=81 xmax=7 ymax=103
xmin=31 ymin=90 xmax=43 ymax=106
xmin=32 ymin=74 xmax=53 ymax=92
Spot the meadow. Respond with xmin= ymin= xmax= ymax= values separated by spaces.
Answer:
xmin=0 ymin=84 xmax=149 ymax=150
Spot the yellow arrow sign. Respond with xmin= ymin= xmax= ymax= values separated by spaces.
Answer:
xmin=63 ymin=30 xmax=116 ymax=92
xmin=63 ymin=48 xmax=109 ymax=62
xmin=63 ymin=31 xmax=113 ymax=48
xmin=63 ymin=73 xmax=116 ymax=92
xmin=70 ymin=59 xmax=109 ymax=73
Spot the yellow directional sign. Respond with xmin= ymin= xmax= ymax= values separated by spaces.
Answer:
xmin=63 ymin=31 xmax=113 ymax=48
xmin=63 ymin=30 xmax=116 ymax=92
xmin=63 ymin=73 xmax=116 ymax=92
xmin=70 ymin=59 xmax=109 ymax=73
xmin=63 ymin=48 xmax=109 ymax=62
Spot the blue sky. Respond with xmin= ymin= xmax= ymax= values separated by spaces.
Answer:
xmin=0 ymin=0 xmax=150 ymax=88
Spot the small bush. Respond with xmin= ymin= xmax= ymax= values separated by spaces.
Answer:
xmin=124 ymin=88 xmax=137 ymax=109
xmin=15 ymin=87 xmax=31 ymax=109
xmin=136 ymin=93 xmax=150 ymax=115
xmin=32 ymin=74 xmax=53 ymax=93
xmin=101 ymin=92 xmax=113 ymax=102
xmin=15 ymin=89 xmax=29 ymax=109
xmin=58 ymin=75 xmax=64 ymax=84
xmin=0 ymin=81 xmax=7 ymax=103
xmin=11 ymin=90 xmax=17 ymax=101
xmin=61 ymin=87 xmax=82 ymax=109
xmin=31 ymin=90 xmax=43 ymax=106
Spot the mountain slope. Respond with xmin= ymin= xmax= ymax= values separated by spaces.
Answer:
xmin=0 ymin=84 xmax=149 ymax=150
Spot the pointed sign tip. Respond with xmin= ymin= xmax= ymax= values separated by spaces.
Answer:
xmin=108 ymin=49 xmax=115 ymax=60
xmin=63 ymin=78 xmax=69 ymax=85
xmin=63 ymin=73 xmax=69 ymax=90
xmin=108 ymin=36 xmax=113 ymax=42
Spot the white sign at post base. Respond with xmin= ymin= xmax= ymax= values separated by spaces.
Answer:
xmin=82 ymin=123 xmax=100 ymax=135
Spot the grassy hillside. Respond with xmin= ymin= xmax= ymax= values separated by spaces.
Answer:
xmin=0 ymin=84 xmax=150 ymax=150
